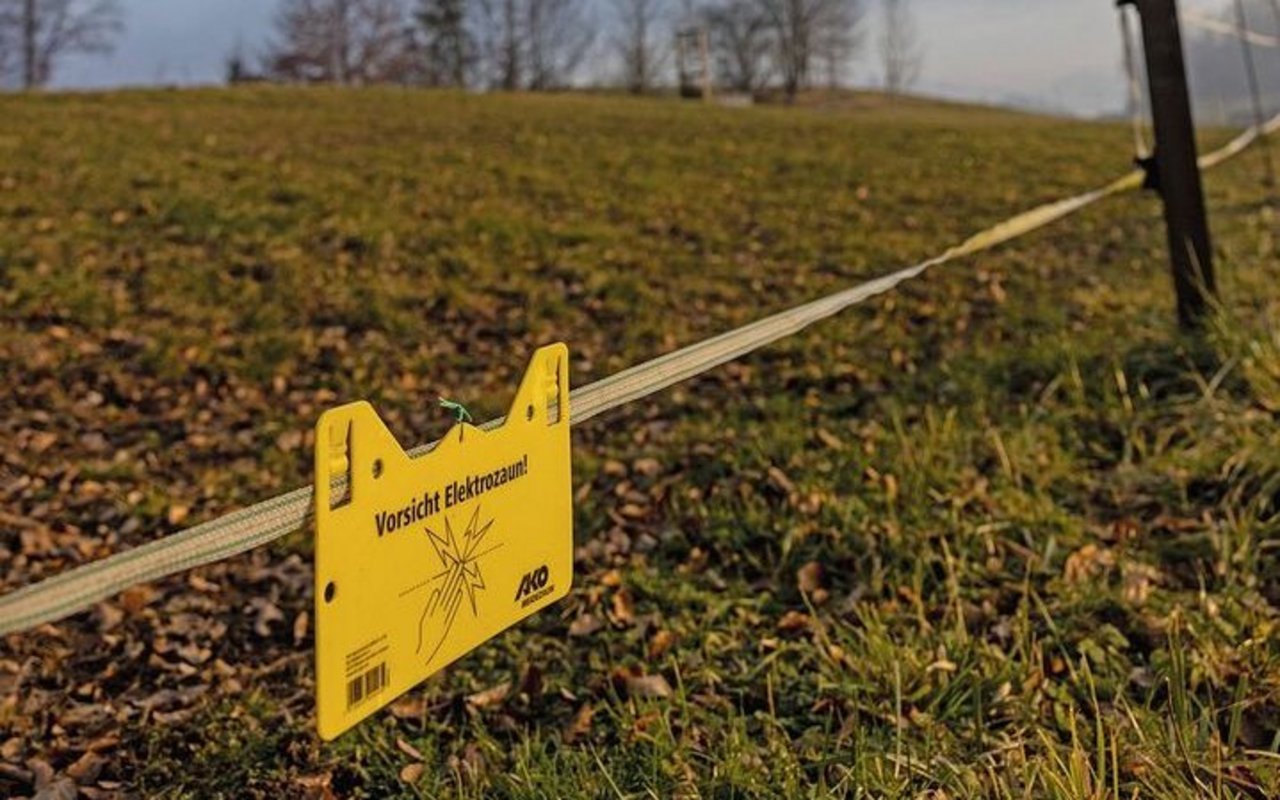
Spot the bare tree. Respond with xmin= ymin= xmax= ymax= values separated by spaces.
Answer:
xmin=266 ymin=0 xmax=415 ymax=84
xmin=879 ymin=0 xmax=920 ymax=96
xmin=815 ymin=0 xmax=861 ymax=89
xmin=0 ymin=0 xmax=122 ymax=89
xmin=525 ymin=0 xmax=594 ymax=89
xmin=755 ymin=0 xmax=861 ymax=102
xmin=0 ymin=3 xmax=17 ymax=84
xmin=468 ymin=0 xmax=590 ymax=90
xmin=467 ymin=0 xmax=518 ymax=89
xmin=225 ymin=36 xmax=269 ymax=84
xmin=416 ymin=0 xmax=475 ymax=86
xmin=495 ymin=0 xmax=521 ymax=88
xmin=703 ymin=0 xmax=771 ymax=94
xmin=613 ymin=0 xmax=665 ymax=93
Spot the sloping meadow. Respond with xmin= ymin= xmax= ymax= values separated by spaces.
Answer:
xmin=1 ymin=88 xmax=1279 ymax=797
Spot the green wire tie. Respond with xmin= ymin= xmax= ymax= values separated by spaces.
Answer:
xmin=438 ymin=397 xmax=474 ymax=424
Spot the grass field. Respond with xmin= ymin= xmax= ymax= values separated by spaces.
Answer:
xmin=2 ymin=88 xmax=1280 ymax=798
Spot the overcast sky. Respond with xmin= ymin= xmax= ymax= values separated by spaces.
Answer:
xmin=51 ymin=0 xmax=1233 ymax=117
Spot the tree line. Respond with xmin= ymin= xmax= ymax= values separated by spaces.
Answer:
xmin=0 ymin=0 xmax=924 ymax=99
xmin=252 ymin=0 xmax=923 ymax=99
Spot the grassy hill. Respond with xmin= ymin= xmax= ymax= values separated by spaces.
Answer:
xmin=1 ymin=88 xmax=1279 ymax=798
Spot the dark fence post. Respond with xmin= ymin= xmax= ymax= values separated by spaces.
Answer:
xmin=1121 ymin=0 xmax=1217 ymax=328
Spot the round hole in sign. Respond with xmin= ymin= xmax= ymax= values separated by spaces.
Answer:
xmin=526 ymin=404 xmax=535 ymax=421
xmin=324 ymin=582 xmax=336 ymax=603
xmin=372 ymin=458 xmax=383 ymax=479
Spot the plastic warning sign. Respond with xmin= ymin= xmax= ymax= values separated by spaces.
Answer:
xmin=312 ymin=344 xmax=573 ymax=740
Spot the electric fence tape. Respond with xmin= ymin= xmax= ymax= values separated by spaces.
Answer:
xmin=1 ymin=113 xmax=1278 ymax=638
xmin=1182 ymin=9 xmax=1280 ymax=48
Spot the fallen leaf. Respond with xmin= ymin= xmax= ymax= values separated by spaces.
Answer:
xmin=66 ymin=751 xmax=106 ymax=785
xmin=815 ymin=428 xmax=845 ymax=451
xmin=167 ymin=505 xmax=190 ymax=526
xmin=618 ymin=503 xmax=647 ymax=519
xmin=295 ymin=773 xmax=337 ymax=800
xmin=28 ymin=431 xmax=58 ymax=453
xmin=188 ymin=574 xmax=219 ymax=594
xmin=32 ymin=777 xmax=77 ymax=800
xmin=767 ymin=465 xmax=795 ymax=495
xmin=632 ymin=458 xmax=660 ymax=476
xmin=2 ymin=737 xmax=23 ymax=760
xmin=1064 ymin=544 xmax=1115 ymax=583
xmin=27 ymin=758 xmax=55 ymax=790
xmin=610 ymin=588 xmax=635 ymax=626
xmin=276 ymin=430 xmax=304 ymax=451
xmin=119 ymin=585 xmax=155 ymax=615
xmin=564 ymin=703 xmax=594 ymax=743
xmin=989 ymin=278 xmax=1007 ymax=305
xmin=777 ymin=610 xmax=810 ymax=633
xmin=648 ymin=629 xmax=676 ymax=660
xmin=94 ymin=603 xmax=124 ymax=632
xmin=883 ymin=474 xmax=899 ymax=503
xmin=396 ymin=738 xmax=424 ymax=761
xmin=0 ymin=762 xmax=32 ymax=787
xmin=252 ymin=600 xmax=285 ymax=637
xmin=625 ymin=673 xmax=672 ymax=699
xmin=389 ymin=695 xmax=426 ymax=720
xmin=797 ymin=561 xmax=823 ymax=594
xmin=176 ymin=643 xmax=212 ymax=665
xmin=631 ymin=710 xmax=661 ymax=737
xmin=466 ymin=682 xmax=511 ymax=710
xmin=1123 ymin=563 xmax=1160 ymax=605
xmin=568 ymin=613 xmax=602 ymax=637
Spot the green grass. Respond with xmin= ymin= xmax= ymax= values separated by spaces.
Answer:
xmin=1 ymin=87 xmax=1279 ymax=798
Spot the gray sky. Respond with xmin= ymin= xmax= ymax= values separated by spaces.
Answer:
xmin=52 ymin=0 xmax=1232 ymax=117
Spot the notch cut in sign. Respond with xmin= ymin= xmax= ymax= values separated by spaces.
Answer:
xmin=312 ymin=344 xmax=573 ymax=741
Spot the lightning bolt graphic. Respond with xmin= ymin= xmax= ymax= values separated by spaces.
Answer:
xmin=408 ymin=506 xmax=501 ymax=664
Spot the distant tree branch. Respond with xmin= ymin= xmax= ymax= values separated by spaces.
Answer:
xmin=879 ymin=0 xmax=921 ymax=96
xmin=703 ymin=0 xmax=772 ymax=94
xmin=754 ymin=0 xmax=863 ymax=101
xmin=612 ymin=0 xmax=666 ymax=93
xmin=0 ymin=0 xmax=123 ymax=88
xmin=266 ymin=0 xmax=417 ymax=84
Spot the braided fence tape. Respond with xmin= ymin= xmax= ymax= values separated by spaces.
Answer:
xmin=1182 ymin=10 xmax=1280 ymax=48
xmin=1 ymin=115 xmax=1276 ymax=637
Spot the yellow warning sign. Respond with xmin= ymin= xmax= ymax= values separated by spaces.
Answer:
xmin=313 ymin=344 xmax=573 ymax=740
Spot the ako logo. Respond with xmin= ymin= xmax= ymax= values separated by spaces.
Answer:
xmin=514 ymin=565 xmax=554 ymax=608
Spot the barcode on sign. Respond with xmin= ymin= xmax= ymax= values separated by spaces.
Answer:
xmin=346 ymin=662 xmax=388 ymax=709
